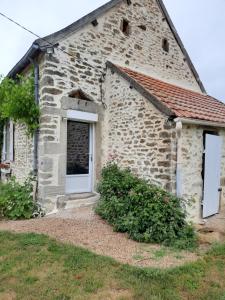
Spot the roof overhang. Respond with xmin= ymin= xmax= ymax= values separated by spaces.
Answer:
xmin=7 ymin=42 xmax=42 ymax=78
xmin=174 ymin=117 xmax=225 ymax=128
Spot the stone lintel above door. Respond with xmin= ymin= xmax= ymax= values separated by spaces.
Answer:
xmin=61 ymin=96 xmax=102 ymax=115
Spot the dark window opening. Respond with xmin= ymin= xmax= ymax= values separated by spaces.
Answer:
xmin=162 ymin=38 xmax=169 ymax=53
xmin=67 ymin=121 xmax=90 ymax=175
xmin=68 ymin=89 xmax=91 ymax=101
xmin=91 ymin=19 xmax=98 ymax=27
xmin=121 ymin=19 xmax=130 ymax=36
xmin=138 ymin=25 xmax=146 ymax=31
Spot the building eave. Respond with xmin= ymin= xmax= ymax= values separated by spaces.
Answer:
xmin=174 ymin=117 xmax=225 ymax=128
xmin=7 ymin=42 xmax=41 ymax=78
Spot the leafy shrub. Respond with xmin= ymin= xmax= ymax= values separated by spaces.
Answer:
xmin=0 ymin=74 xmax=40 ymax=136
xmin=0 ymin=176 xmax=44 ymax=220
xmin=95 ymin=164 xmax=197 ymax=249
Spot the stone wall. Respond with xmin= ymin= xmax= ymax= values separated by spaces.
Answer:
xmin=11 ymin=124 xmax=34 ymax=182
xmin=103 ymin=68 xmax=177 ymax=191
xmin=177 ymin=125 xmax=203 ymax=223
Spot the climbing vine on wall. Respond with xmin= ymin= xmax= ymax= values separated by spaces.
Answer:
xmin=0 ymin=74 xmax=40 ymax=134
xmin=0 ymin=74 xmax=40 ymax=160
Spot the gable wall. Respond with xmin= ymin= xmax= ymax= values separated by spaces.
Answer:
xmin=39 ymin=0 xmax=201 ymax=110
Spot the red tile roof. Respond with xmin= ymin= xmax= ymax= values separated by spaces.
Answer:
xmin=118 ymin=66 xmax=225 ymax=124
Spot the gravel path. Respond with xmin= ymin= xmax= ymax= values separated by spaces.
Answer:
xmin=0 ymin=206 xmax=198 ymax=268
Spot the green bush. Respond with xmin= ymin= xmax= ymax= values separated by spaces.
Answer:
xmin=0 ymin=176 xmax=44 ymax=220
xmin=95 ymin=164 xmax=197 ymax=249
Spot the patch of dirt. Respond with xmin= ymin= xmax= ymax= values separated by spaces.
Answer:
xmin=0 ymin=206 xmax=198 ymax=268
xmin=92 ymin=288 xmax=133 ymax=300
xmin=0 ymin=291 xmax=16 ymax=300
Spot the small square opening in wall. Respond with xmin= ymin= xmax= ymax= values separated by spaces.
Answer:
xmin=138 ymin=25 xmax=146 ymax=31
xmin=162 ymin=38 xmax=169 ymax=53
xmin=91 ymin=19 xmax=98 ymax=27
xmin=121 ymin=19 xmax=130 ymax=36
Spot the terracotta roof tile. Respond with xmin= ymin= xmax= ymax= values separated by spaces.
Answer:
xmin=118 ymin=66 xmax=225 ymax=124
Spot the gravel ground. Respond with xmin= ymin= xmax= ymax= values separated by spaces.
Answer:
xmin=0 ymin=206 xmax=198 ymax=268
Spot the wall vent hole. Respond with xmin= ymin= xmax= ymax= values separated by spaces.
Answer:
xmin=91 ymin=19 xmax=98 ymax=27
xmin=138 ymin=25 xmax=146 ymax=31
xmin=162 ymin=38 xmax=169 ymax=53
xmin=121 ymin=19 xmax=130 ymax=36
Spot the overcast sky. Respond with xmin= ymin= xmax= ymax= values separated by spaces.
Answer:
xmin=0 ymin=0 xmax=224 ymax=101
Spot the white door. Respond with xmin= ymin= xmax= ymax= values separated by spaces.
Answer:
xmin=202 ymin=134 xmax=222 ymax=218
xmin=66 ymin=121 xmax=93 ymax=194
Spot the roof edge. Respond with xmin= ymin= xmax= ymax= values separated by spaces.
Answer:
xmin=7 ymin=42 xmax=41 ymax=78
xmin=175 ymin=117 xmax=225 ymax=128
xmin=106 ymin=61 xmax=176 ymax=117
xmin=37 ymin=0 xmax=122 ymax=47
xmin=157 ymin=0 xmax=206 ymax=93
xmin=7 ymin=0 xmax=123 ymax=77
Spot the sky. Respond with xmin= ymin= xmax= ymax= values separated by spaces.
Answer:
xmin=0 ymin=0 xmax=224 ymax=101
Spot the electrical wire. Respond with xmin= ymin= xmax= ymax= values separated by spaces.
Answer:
xmin=0 ymin=10 xmax=108 ymax=107
xmin=0 ymin=11 xmax=104 ymax=75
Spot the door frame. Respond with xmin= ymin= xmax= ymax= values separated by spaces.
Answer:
xmin=65 ymin=110 xmax=98 ymax=194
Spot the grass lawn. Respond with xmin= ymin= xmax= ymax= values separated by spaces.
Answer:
xmin=1 ymin=231 xmax=225 ymax=300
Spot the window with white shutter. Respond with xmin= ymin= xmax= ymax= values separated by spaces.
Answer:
xmin=2 ymin=121 xmax=14 ymax=162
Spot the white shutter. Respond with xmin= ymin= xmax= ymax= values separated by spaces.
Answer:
xmin=9 ymin=121 xmax=14 ymax=161
xmin=202 ymin=134 xmax=222 ymax=218
xmin=2 ymin=125 xmax=6 ymax=161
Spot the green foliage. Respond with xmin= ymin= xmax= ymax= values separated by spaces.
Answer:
xmin=0 ymin=74 xmax=39 ymax=135
xmin=0 ymin=119 xmax=3 ymax=159
xmin=95 ymin=163 xmax=197 ymax=249
xmin=0 ymin=176 xmax=44 ymax=220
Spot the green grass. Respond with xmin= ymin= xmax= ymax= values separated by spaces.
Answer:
xmin=1 ymin=231 xmax=225 ymax=299
xmin=152 ymin=248 xmax=167 ymax=260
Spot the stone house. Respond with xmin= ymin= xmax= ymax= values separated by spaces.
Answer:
xmin=1 ymin=0 xmax=225 ymax=223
